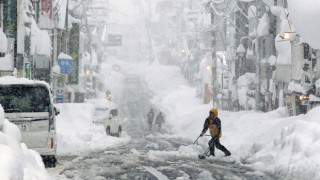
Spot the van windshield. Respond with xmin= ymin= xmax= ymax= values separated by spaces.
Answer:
xmin=0 ymin=85 xmax=50 ymax=113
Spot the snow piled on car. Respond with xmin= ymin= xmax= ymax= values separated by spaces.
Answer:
xmin=0 ymin=105 xmax=50 ymax=179
xmin=54 ymin=103 xmax=129 ymax=155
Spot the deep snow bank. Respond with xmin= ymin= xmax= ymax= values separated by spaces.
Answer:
xmin=128 ymin=61 xmax=320 ymax=179
xmin=55 ymin=103 xmax=129 ymax=155
xmin=0 ymin=105 xmax=49 ymax=179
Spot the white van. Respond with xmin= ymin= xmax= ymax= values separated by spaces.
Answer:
xmin=86 ymin=98 xmax=122 ymax=137
xmin=0 ymin=77 xmax=58 ymax=167
xmin=104 ymin=108 xmax=122 ymax=137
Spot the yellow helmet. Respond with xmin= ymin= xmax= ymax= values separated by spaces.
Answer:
xmin=209 ymin=108 xmax=218 ymax=117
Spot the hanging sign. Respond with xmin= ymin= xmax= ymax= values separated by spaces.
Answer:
xmin=24 ymin=62 xmax=31 ymax=79
xmin=3 ymin=0 xmax=17 ymax=38
xmin=39 ymin=0 xmax=53 ymax=29
xmin=68 ymin=23 xmax=80 ymax=84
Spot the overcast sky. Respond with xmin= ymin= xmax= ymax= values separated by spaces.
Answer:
xmin=108 ymin=0 xmax=143 ymax=24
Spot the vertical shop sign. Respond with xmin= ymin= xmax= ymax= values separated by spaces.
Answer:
xmin=68 ymin=23 xmax=79 ymax=84
xmin=24 ymin=62 xmax=31 ymax=79
xmin=55 ymin=88 xmax=65 ymax=103
xmin=3 ymin=0 xmax=17 ymax=38
xmin=39 ymin=0 xmax=53 ymax=29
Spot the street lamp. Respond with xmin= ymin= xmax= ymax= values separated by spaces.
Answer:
xmin=86 ymin=70 xmax=91 ymax=78
xmin=279 ymin=32 xmax=296 ymax=40
xmin=236 ymin=44 xmax=246 ymax=58
xmin=236 ymin=44 xmax=246 ymax=78
xmin=283 ymin=32 xmax=290 ymax=40
xmin=206 ymin=65 xmax=212 ymax=71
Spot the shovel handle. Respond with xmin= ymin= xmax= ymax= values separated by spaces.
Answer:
xmin=193 ymin=136 xmax=200 ymax=145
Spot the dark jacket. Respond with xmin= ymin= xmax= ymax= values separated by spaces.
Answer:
xmin=201 ymin=117 xmax=222 ymax=137
xmin=147 ymin=111 xmax=154 ymax=121
xmin=155 ymin=114 xmax=164 ymax=125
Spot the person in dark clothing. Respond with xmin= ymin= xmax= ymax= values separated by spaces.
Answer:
xmin=155 ymin=112 xmax=165 ymax=131
xmin=147 ymin=108 xmax=155 ymax=130
xmin=200 ymin=108 xmax=231 ymax=156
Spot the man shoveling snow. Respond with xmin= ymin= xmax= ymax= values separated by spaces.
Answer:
xmin=199 ymin=108 xmax=231 ymax=159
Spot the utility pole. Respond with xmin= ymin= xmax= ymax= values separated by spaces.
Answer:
xmin=254 ymin=36 xmax=260 ymax=111
xmin=147 ymin=0 xmax=153 ymax=63
xmin=211 ymin=12 xmax=218 ymax=107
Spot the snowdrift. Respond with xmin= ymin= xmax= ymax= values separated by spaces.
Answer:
xmin=55 ymin=103 xmax=129 ymax=155
xmin=0 ymin=105 xmax=49 ymax=179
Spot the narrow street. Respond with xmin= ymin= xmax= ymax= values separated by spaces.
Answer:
xmin=50 ymin=75 xmax=279 ymax=180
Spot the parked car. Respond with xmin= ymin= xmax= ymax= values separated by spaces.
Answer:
xmin=104 ymin=107 xmax=122 ymax=137
xmin=86 ymin=99 xmax=122 ymax=137
xmin=0 ymin=76 xmax=59 ymax=168
xmin=86 ymin=98 xmax=110 ymax=125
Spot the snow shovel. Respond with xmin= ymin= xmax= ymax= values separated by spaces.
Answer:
xmin=198 ymin=146 xmax=210 ymax=159
xmin=193 ymin=136 xmax=201 ymax=145
xmin=198 ymin=138 xmax=214 ymax=159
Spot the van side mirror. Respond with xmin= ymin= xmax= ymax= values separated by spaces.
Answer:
xmin=54 ymin=107 xmax=60 ymax=116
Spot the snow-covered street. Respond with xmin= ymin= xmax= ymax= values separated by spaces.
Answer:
xmin=2 ymin=0 xmax=320 ymax=179
xmin=48 ymin=74 xmax=278 ymax=180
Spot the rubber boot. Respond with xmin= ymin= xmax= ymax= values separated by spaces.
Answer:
xmin=208 ymin=141 xmax=215 ymax=156
xmin=220 ymin=146 xmax=231 ymax=156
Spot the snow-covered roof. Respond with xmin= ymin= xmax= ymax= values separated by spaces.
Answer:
xmin=31 ymin=16 xmax=52 ymax=57
xmin=58 ymin=52 xmax=73 ymax=60
xmin=0 ymin=76 xmax=50 ymax=90
xmin=35 ymin=29 xmax=52 ymax=57
xmin=237 ymin=73 xmax=256 ymax=87
xmin=288 ymin=81 xmax=311 ymax=94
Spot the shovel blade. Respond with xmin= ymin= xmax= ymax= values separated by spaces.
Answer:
xmin=198 ymin=154 xmax=206 ymax=159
